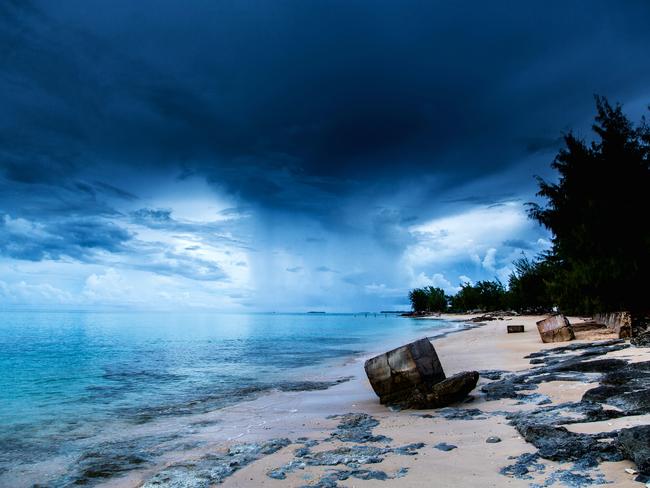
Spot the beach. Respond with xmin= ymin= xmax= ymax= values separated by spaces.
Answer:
xmin=127 ymin=314 xmax=649 ymax=488
xmin=2 ymin=313 xmax=647 ymax=487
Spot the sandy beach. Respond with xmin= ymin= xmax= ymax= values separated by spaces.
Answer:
xmin=124 ymin=315 xmax=650 ymax=487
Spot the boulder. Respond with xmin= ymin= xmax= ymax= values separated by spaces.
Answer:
xmin=364 ymin=338 xmax=446 ymax=405
xmin=631 ymin=332 xmax=650 ymax=347
xmin=618 ymin=425 xmax=650 ymax=475
xmin=364 ymin=339 xmax=478 ymax=408
xmin=536 ymin=315 xmax=575 ymax=343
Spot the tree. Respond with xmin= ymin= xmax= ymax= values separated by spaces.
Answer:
xmin=424 ymin=286 xmax=447 ymax=312
xmin=507 ymin=254 xmax=554 ymax=313
xmin=449 ymin=280 xmax=507 ymax=312
xmin=408 ymin=286 xmax=447 ymax=313
xmin=528 ymin=96 xmax=650 ymax=314
xmin=408 ymin=288 xmax=429 ymax=313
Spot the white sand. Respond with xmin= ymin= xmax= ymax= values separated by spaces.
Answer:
xmin=120 ymin=315 xmax=649 ymax=487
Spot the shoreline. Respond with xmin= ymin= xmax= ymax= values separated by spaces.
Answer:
xmin=96 ymin=317 xmax=470 ymax=487
xmin=9 ymin=314 xmax=647 ymax=487
xmin=127 ymin=314 xmax=648 ymax=488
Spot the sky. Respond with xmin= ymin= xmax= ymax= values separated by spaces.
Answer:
xmin=1 ymin=1 xmax=650 ymax=311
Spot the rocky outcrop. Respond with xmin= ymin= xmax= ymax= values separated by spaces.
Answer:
xmin=631 ymin=314 xmax=650 ymax=347
xmin=632 ymin=332 xmax=650 ymax=347
xmin=364 ymin=339 xmax=478 ymax=409
xmin=536 ymin=315 xmax=575 ymax=343
xmin=618 ymin=426 xmax=650 ymax=476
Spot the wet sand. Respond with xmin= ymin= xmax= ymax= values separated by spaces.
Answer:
xmin=127 ymin=315 xmax=649 ymax=487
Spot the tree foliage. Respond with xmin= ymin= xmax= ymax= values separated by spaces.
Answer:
xmin=528 ymin=96 xmax=650 ymax=314
xmin=409 ymin=286 xmax=447 ymax=312
xmin=507 ymin=254 xmax=554 ymax=313
xmin=407 ymin=97 xmax=649 ymax=315
xmin=448 ymin=280 xmax=507 ymax=312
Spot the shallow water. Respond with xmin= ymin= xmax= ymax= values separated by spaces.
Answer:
xmin=0 ymin=311 xmax=451 ymax=486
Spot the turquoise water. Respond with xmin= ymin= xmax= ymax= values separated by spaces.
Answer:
xmin=0 ymin=311 xmax=451 ymax=486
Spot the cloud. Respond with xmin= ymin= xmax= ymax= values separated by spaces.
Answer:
xmin=403 ymin=202 xmax=530 ymax=270
xmin=458 ymin=275 xmax=473 ymax=285
xmin=0 ymin=1 xmax=648 ymax=310
xmin=410 ymin=272 xmax=459 ymax=295
xmin=131 ymin=208 xmax=173 ymax=225
xmin=0 ymin=279 xmax=74 ymax=305
xmin=0 ymin=213 xmax=131 ymax=261
xmin=482 ymin=248 xmax=497 ymax=272
xmin=502 ymin=238 xmax=535 ymax=250
xmin=2 ymin=0 xmax=649 ymax=221
xmin=363 ymin=283 xmax=404 ymax=298
xmin=83 ymin=269 xmax=133 ymax=302
xmin=315 ymin=266 xmax=337 ymax=273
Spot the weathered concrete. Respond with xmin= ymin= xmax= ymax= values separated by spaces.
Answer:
xmin=364 ymin=338 xmax=445 ymax=405
xmin=507 ymin=325 xmax=525 ymax=333
xmin=536 ymin=315 xmax=575 ymax=343
xmin=417 ymin=371 xmax=479 ymax=409
xmin=593 ymin=311 xmax=632 ymax=338
xmin=365 ymin=339 xmax=479 ymax=409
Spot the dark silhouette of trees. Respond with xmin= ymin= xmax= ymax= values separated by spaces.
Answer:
xmin=407 ymin=97 xmax=649 ymax=316
xmin=424 ymin=286 xmax=447 ymax=312
xmin=528 ymin=96 xmax=650 ymax=314
xmin=408 ymin=288 xmax=429 ymax=312
xmin=507 ymin=254 xmax=554 ymax=313
xmin=408 ymin=286 xmax=447 ymax=313
xmin=448 ymin=280 xmax=507 ymax=312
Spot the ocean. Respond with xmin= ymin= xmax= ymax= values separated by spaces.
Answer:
xmin=0 ymin=311 xmax=455 ymax=486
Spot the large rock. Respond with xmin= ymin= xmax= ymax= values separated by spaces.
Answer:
xmin=632 ymin=332 xmax=650 ymax=347
xmin=593 ymin=312 xmax=632 ymax=338
xmin=536 ymin=315 xmax=575 ymax=343
xmin=618 ymin=425 xmax=650 ymax=475
xmin=631 ymin=314 xmax=650 ymax=347
xmin=364 ymin=338 xmax=445 ymax=405
xmin=364 ymin=339 xmax=478 ymax=408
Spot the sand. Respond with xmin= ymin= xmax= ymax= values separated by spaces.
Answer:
xmin=215 ymin=315 xmax=648 ymax=487
xmin=121 ymin=315 xmax=649 ymax=487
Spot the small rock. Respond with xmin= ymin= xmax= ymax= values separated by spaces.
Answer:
xmin=486 ymin=436 xmax=502 ymax=443
xmin=434 ymin=442 xmax=457 ymax=451
xmin=625 ymin=468 xmax=638 ymax=475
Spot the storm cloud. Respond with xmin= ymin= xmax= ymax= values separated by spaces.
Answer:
xmin=1 ymin=1 xmax=649 ymax=309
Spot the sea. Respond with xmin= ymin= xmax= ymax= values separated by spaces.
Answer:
xmin=0 ymin=311 xmax=458 ymax=487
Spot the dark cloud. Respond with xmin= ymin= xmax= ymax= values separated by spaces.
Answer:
xmin=2 ymin=0 xmax=649 ymax=219
xmin=285 ymin=266 xmax=303 ymax=273
xmin=371 ymin=208 xmax=417 ymax=251
xmin=502 ymin=238 xmax=535 ymax=251
xmin=0 ymin=1 xmax=648 ymax=308
xmin=0 ymin=214 xmax=131 ymax=261
xmin=131 ymin=208 xmax=173 ymax=225
xmin=93 ymin=181 xmax=139 ymax=201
